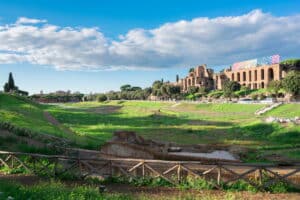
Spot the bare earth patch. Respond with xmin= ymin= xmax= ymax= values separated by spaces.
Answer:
xmin=86 ymin=105 xmax=122 ymax=114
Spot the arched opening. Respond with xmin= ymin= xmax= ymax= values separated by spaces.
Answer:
xmin=237 ymin=73 xmax=240 ymax=81
xmin=188 ymin=79 xmax=191 ymax=86
xmin=249 ymin=71 xmax=252 ymax=82
xmin=243 ymin=72 xmax=246 ymax=81
xmin=231 ymin=73 xmax=234 ymax=81
xmin=254 ymin=70 xmax=257 ymax=81
xmin=261 ymin=69 xmax=264 ymax=80
xmin=192 ymin=78 xmax=195 ymax=85
xmin=261 ymin=82 xmax=265 ymax=88
xmin=253 ymin=83 xmax=257 ymax=89
xmin=268 ymin=68 xmax=274 ymax=81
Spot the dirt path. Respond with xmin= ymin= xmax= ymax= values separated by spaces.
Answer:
xmin=1 ymin=173 xmax=299 ymax=200
xmin=43 ymin=111 xmax=75 ymax=137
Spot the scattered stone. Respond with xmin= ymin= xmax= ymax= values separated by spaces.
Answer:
xmin=7 ymin=196 xmax=14 ymax=200
xmin=265 ymin=116 xmax=300 ymax=124
xmin=265 ymin=117 xmax=276 ymax=123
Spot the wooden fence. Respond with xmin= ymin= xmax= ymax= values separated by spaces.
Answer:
xmin=1 ymin=150 xmax=300 ymax=190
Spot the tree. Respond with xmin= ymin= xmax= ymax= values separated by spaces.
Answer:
xmin=223 ymin=81 xmax=241 ymax=100
xmin=3 ymin=72 xmax=17 ymax=92
xmin=188 ymin=86 xmax=199 ymax=94
xmin=131 ymin=86 xmax=142 ymax=91
xmin=189 ymin=68 xmax=194 ymax=73
xmin=97 ymin=94 xmax=108 ymax=102
xmin=267 ymin=80 xmax=282 ymax=97
xmin=3 ymin=83 xmax=9 ymax=93
xmin=176 ymin=74 xmax=179 ymax=83
xmin=280 ymin=59 xmax=300 ymax=71
xmin=282 ymin=71 xmax=300 ymax=96
xmin=120 ymin=84 xmax=132 ymax=92
xmin=8 ymin=72 xmax=16 ymax=91
xmin=152 ymin=80 xmax=163 ymax=97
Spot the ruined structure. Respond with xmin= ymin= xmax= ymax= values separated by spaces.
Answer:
xmin=175 ymin=55 xmax=286 ymax=91
xmin=177 ymin=65 xmax=214 ymax=92
xmin=100 ymin=131 xmax=239 ymax=162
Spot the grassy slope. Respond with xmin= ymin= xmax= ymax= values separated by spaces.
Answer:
xmin=264 ymin=104 xmax=300 ymax=118
xmin=0 ymin=94 xmax=98 ymax=150
xmin=0 ymin=94 xmax=63 ymax=136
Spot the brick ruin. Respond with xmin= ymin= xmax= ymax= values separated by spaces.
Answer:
xmin=175 ymin=59 xmax=286 ymax=92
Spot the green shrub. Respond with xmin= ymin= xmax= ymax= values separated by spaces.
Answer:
xmin=97 ymin=94 xmax=108 ymax=102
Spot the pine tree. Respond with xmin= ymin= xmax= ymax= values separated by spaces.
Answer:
xmin=176 ymin=74 xmax=179 ymax=82
xmin=8 ymin=72 xmax=16 ymax=91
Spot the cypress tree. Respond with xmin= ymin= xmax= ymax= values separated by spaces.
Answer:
xmin=8 ymin=72 xmax=15 ymax=91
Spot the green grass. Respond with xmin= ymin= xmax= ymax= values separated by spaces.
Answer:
xmin=1 ymin=93 xmax=300 ymax=162
xmin=47 ymin=101 xmax=300 ymax=159
xmin=0 ymin=94 xmax=64 ymax=137
xmin=0 ymin=180 xmax=131 ymax=200
xmin=264 ymin=104 xmax=300 ymax=118
xmin=0 ymin=94 xmax=102 ymax=150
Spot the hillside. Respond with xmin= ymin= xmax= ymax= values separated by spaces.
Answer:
xmin=0 ymin=93 xmax=98 ymax=152
xmin=1 ymin=94 xmax=300 ymax=162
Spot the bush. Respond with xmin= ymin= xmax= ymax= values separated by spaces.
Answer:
xmin=97 ymin=94 xmax=108 ymax=102
xmin=251 ymin=94 xmax=258 ymax=100
xmin=259 ymin=93 xmax=267 ymax=100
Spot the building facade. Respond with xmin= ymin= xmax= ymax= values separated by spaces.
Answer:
xmin=176 ymin=56 xmax=286 ymax=92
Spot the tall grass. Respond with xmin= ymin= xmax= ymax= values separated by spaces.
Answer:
xmin=0 ymin=180 xmax=131 ymax=200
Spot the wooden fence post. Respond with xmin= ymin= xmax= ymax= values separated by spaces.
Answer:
xmin=177 ymin=164 xmax=181 ymax=183
xmin=217 ymin=165 xmax=222 ymax=185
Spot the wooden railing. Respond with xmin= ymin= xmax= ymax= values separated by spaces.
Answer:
xmin=1 ymin=150 xmax=300 ymax=190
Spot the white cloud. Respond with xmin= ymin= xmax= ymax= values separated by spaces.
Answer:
xmin=16 ymin=17 xmax=47 ymax=24
xmin=0 ymin=10 xmax=300 ymax=71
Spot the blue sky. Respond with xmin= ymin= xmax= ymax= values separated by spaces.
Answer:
xmin=0 ymin=0 xmax=299 ymax=94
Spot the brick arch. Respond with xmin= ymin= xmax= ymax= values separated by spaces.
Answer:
xmin=268 ymin=68 xmax=274 ymax=81
xmin=243 ymin=72 xmax=246 ymax=81
xmin=261 ymin=69 xmax=265 ymax=80
xmin=249 ymin=71 xmax=252 ymax=82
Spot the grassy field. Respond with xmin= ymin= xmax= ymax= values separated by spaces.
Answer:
xmin=0 ymin=93 xmax=300 ymax=162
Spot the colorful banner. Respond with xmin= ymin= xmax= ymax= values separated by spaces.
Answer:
xmin=232 ymin=59 xmax=257 ymax=71
xmin=232 ymin=55 xmax=280 ymax=71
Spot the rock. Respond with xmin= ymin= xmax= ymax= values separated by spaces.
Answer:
xmin=7 ymin=196 xmax=14 ymax=200
xmin=265 ymin=117 xmax=276 ymax=123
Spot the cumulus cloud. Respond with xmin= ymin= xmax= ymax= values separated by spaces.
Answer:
xmin=0 ymin=10 xmax=300 ymax=71
xmin=16 ymin=17 xmax=47 ymax=24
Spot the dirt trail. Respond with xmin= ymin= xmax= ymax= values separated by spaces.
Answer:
xmin=43 ymin=111 xmax=75 ymax=137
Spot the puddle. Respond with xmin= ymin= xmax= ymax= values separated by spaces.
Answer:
xmin=168 ymin=150 xmax=237 ymax=161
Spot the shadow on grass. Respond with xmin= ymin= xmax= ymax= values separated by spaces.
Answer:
xmin=50 ymin=109 xmax=234 ymax=128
